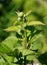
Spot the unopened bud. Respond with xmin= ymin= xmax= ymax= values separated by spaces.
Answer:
xmin=18 ymin=17 xmax=21 ymax=21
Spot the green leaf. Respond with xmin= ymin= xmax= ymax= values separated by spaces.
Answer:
xmin=26 ymin=10 xmax=32 ymax=16
xmin=30 ymin=34 xmax=42 ymax=43
xmin=16 ymin=12 xmax=24 ymax=17
xmin=0 ymin=53 xmax=11 ymax=65
xmin=0 ymin=53 xmax=13 ymax=65
xmin=0 ymin=43 xmax=12 ymax=56
xmin=2 ymin=36 xmax=18 ymax=50
xmin=30 ymin=42 xmax=42 ymax=51
xmin=21 ymin=49 xmax=34 ymax=56
xmin=27 ymin=21 xmax=45 ymax=26
xmin=12 ymin=49 xmax=20 ymax=58
xmin=27 ymin=55 xmax=36 ymax=61
xmin=4 ymin=25 xmax=21 ymax=32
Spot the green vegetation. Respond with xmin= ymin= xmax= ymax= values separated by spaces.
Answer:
xmin=0 ymin=0 xmax=47 ymax=65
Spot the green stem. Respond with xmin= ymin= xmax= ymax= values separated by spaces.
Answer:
xmin=31 ymin=60 xmax=33 ymax=65
xmin=23 ymin=29 xmax=27 ymax=49
xmin=24 ymin=56 xmax=26 ymax=65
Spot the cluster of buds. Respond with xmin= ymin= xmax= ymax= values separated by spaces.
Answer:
xmin=16 ymin=11 xmax=24 ymax=21
xmin=16 ymin=10 xmax=32 ymax=21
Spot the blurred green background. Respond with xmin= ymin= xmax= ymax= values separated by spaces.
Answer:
xmin=0 ymin=0 xmax=47 ymax=65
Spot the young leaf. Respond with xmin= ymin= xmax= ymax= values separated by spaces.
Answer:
xmin=4 ymin=25 xmax=21 ymax=32
xmin=27 ymin=21 xmax=45 ymax=26
xmin=26 ymin=10 xmax=32 ymax=16
xmin=21 ymin=49 xmax=34 ymax=56
xmin=16 ymin=11 xmax=24 ymax=17
xmin=30 ymin=34 xmax=42 ymax=43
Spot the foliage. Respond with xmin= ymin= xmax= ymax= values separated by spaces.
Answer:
xmin=0 ymin=0 xmax=47 ymax=65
